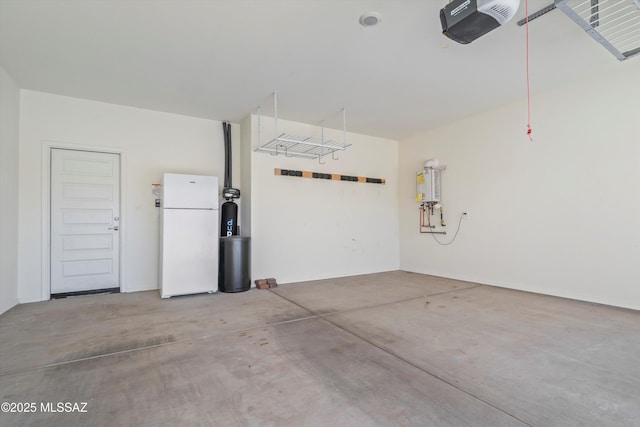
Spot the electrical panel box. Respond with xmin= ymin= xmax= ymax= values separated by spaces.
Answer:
xmin=416 ymin=168 xmax=441 ymax=203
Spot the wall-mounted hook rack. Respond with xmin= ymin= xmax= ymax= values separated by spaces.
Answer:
xmin=274 ymin=168 xmax=385 ymax=185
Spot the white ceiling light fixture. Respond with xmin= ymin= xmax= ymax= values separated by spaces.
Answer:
xmin=359 ymin=11 xmax=382 ymax=27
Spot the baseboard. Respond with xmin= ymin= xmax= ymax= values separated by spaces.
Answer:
xmin=399 ymin=268 xmax=640 ymax=312
xmin=124 ymin=286 xmax=161 ymax=293
xmin=0 ymin=298 xmax=19 ymax=316
xmin=18 ymin=296 xmax=44 ymax=304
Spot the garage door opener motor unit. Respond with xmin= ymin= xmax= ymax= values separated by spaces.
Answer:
xmin=440 ymin=0 xmax=520 ymax=44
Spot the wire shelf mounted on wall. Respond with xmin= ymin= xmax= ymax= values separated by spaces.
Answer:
xmin=255 ymin=91 xmax=350 ymax=163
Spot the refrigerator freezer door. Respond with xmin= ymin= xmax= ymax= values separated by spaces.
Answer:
xmin=162 ymin=173 xmax=218 ymax=209
xmin=160 ymin=208 xmax=219 ymax=298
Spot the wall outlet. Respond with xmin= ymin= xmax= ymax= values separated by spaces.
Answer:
xmin=462 ymin=211 xmax=470 ymax=219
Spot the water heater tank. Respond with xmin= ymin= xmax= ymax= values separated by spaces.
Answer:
xmin=417 ymin=168 xmax=442 ymax=203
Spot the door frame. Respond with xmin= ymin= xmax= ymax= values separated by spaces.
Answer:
xmin=41 ymin=141 xmax=127 ymax=300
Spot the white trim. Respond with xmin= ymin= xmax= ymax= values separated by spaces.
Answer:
xmin=0 ymin=298 xmax=19 ymax=315
xmin=41 ymin=140 xmax=127 ymax=301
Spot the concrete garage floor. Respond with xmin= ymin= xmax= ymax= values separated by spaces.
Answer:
xmin=1 ymin=271 xmax=639 ymax=426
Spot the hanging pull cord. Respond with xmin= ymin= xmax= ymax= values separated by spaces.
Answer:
xmin=525 ymin=0 xmax=534 ymax=141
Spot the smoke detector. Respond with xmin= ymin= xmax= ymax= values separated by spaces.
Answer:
xmin=359 ymin=12 xmax=382 ymax=27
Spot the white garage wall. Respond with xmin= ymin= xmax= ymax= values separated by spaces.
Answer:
xmin=0 ymin=66 xmax=20 ymax=314
xmin=247 ymin=114 xmax=400 ymax=284
xmin=399 ymin=62 xmax=640 ymax=311
xmin=240 ymin=115 xmax=252 ymax=237
xmin=18 ymin=91 xmax=239 ymax=302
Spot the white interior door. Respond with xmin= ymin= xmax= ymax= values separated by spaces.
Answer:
xmin=50 ymin=149 xmax=120 ymax=295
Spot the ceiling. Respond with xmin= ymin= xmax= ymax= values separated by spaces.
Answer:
xmin=0 ymin=0 xmax=630 ymax=139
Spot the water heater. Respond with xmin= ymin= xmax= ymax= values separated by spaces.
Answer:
xmin=417 ymin=168 xmax=442 ymax=203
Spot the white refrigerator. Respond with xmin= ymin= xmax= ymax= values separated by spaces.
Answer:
xmin=159 ymin=173 xmax=219 ymax=298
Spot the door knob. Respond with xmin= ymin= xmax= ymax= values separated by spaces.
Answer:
xmin=108 ymin=226 xmax=119 ymax=231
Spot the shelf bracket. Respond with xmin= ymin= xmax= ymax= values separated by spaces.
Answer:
xmin=255 ymin=92 xmax=350 ymax=160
